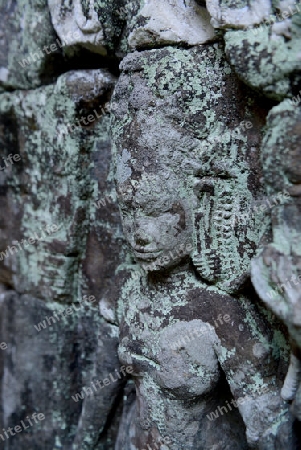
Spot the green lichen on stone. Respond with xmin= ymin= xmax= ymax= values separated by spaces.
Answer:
xmin=0 ymin=71 xmax=114 ymax=302
xmin=112 ymin=45 xmax=269 ymax=293
xmin=0 ymin=0 xmax=62 ymax=90
xmin=224 ymin=23 xmax=301 ymax=100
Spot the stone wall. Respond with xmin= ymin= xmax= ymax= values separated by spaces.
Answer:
xmin=0 ymin=0 xmax=300 ymax=449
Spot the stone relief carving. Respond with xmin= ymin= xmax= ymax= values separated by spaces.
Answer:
xmin=251 ymin=103 xmax=301 ymax=421
xmin=0 ymin=0 xmax=300 ymax=447
xmin=209 ymin=0 xmax=301 ymax=427
xmin=111 ymin=45 xmax=294 ymax=449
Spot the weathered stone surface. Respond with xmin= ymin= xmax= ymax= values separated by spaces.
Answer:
xmin=0 ymin=290 xmax=128 ymax=450
xmin=48 ymin=0 xmax=141 ymax=57
xmin=111 ymin=46 xmax=294 ymax=449
xmin=0 ymin=0 xmax=301 ymax=448
xmin=117 ymin=268 xmax=292 ymax=449
xmin=210 ymin=0 xmax=301 ymax=428
xmin=48 ymin=0 xmax=108 ymax=56
xmin=224 ymin=14 xmax=301 ymax=100
xmin=0 ymin=69 xmax=115 ymax=301
xmin=0 ymin=0 xmax=64 ymax=91
xmin=0 ymin=68 xmax=129 ymax=448
xmin=112 ymin=45 xmax=269 ymax=293
xmin=251 ymin=101 xmax=301 ymax=420
xmin=207 ymin=0 xmax=301 ymax=100
xmin=206 ymin=0 xmax=271 ymax=29
xmin=127 ymin=0 xmax=216 ymax=49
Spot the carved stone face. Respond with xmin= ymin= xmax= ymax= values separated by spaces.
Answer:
xmin=112 ymin=46 xmax=266 ymax=288
xmin=116 ymin=171 xmax=194 ymax=271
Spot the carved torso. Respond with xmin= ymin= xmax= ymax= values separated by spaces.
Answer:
xmin=117 ymin=266 xmax=280 ymax=449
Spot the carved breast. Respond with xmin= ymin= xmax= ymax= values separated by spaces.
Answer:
xmin=118 ymin=275 xmax=221 ymax=399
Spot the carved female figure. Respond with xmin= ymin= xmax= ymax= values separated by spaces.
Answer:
xmin=114 ymin=167 xmax=292 ymax=449
xmin=112 ymin=45 xmax=293 ymax=449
